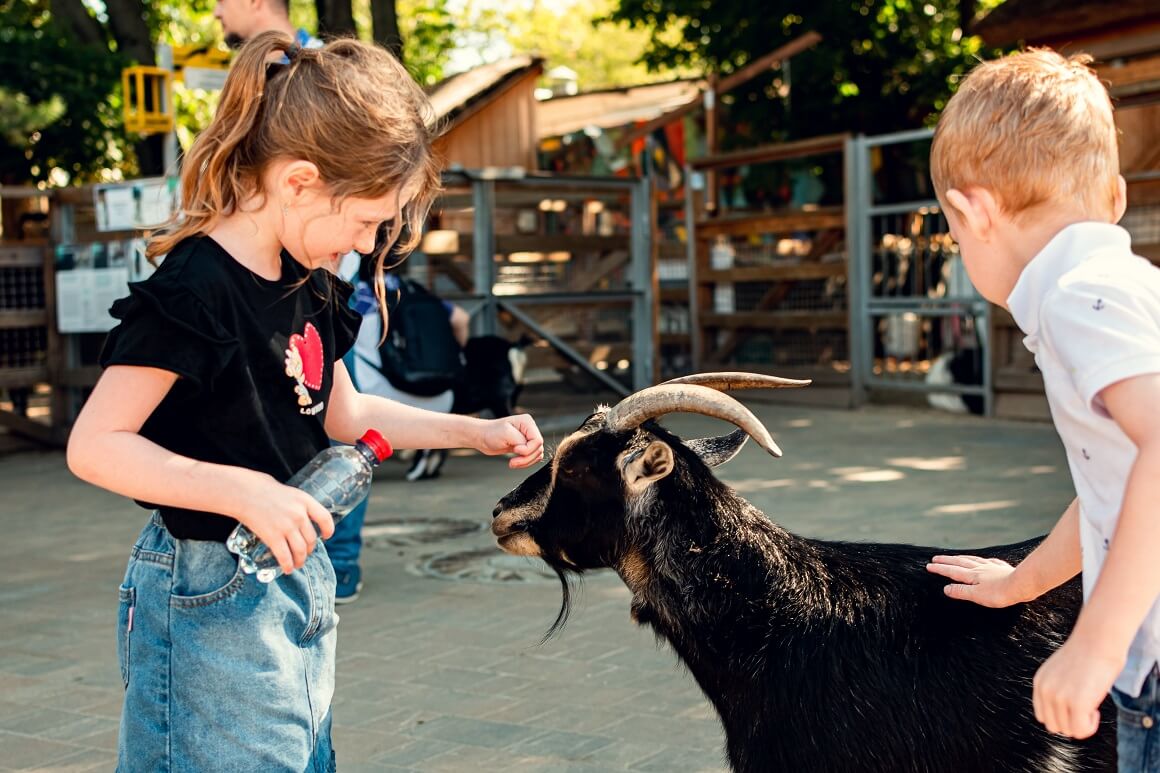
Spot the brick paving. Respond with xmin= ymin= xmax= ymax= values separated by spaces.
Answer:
xmin=0 ymin=401 xmax=1073 ymax=771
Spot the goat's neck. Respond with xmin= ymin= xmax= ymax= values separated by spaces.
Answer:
xmin=619 ymin=480 xmax=825 ymax=633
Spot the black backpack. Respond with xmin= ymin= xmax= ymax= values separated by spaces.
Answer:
xmin=377 ymin=278 xmax=466 ymax=396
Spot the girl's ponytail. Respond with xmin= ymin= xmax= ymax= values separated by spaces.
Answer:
xmin=147 ymin=32 xmax=296 ymax=260
xmin=146 ymin=30 xmax=441 ymax=294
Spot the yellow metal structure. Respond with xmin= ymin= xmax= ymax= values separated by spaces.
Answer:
xmin=122 ymin=66 xmax=173 ymax=135
xmin=172 ymin=44 xmax=233 ymax=74
xmin=121 ymin=45 xmax=232 ymax=135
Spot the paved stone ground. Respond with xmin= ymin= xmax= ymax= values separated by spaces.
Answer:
xmin=0 ymin=399 xmax=1074 ymax=772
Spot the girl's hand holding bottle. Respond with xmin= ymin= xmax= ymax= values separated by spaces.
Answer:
xmin=231 ymin=470 xmax=336 ymax=576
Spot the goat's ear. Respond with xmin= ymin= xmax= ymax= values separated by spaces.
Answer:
xmin=623 ymin=440 xmax=675 ymax=493
xmin=684 ymin=428 xmax=748 ymax=468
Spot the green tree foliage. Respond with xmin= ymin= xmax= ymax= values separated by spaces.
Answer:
xmin=501 ymin=0 xmax=697 ymax=91
xmin=0 ymin=0 xmax=463 ymax=185
xmin=608 ymin=0 xmax=1006 ymax=145
xmin=0 ymin=2 xmax=128 ymax=184
xmin=398 ymin=0 xmax=456 ymax=86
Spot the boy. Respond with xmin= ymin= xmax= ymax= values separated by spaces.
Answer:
xmin=924 ymin=49 xmax=1160 ymax=770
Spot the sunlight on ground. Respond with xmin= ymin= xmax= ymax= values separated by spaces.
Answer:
xmin=830 ymin=466 xmax=907 ymax=483
xmin=924 ymin=499 xmax=1020 ymax=517
xmin=727 ymin=478 xmax=796 ymax=493
xmin=998 ymin=465 xmax=1057 ymax=477
xmin=786 ymin=418 xmax=813 ymax=428
xmin=886 ymin=456 xmax=965 ymax=471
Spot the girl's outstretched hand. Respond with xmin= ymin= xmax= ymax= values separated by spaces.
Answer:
xmin=926 ymin=554 xmax=1022 ymax=608
xmin=476 ymin=413 xmax=544 ymax=468
xmin=233 ymin=471 xmax=336 ymax=575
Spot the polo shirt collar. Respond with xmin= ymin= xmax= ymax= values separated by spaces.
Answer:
xmin=1006 ymin=222 xmax=1132 ymax=338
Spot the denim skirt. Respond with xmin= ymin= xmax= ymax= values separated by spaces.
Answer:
xmin=116 ymin=513 xmax=338 ymax=772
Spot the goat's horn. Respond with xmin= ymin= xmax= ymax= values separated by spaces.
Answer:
xmin=662 ymin=372 xmax=812 ymax=391
xmin=606 ymin=383 xmax=784 ymax=457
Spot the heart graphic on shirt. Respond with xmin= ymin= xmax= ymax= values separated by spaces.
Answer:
xmin=287 ymin=322 xmax=324 ymax=390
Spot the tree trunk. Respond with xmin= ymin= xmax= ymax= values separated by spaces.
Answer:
xmin=316 ymin=0 xmax=357 ymax=39
xmin=959 ymin=0 xmax=976 ymax=33
xmin=102 ymin=0 xmax=155 ymax=65
xmin=371 ymin=0 xmax=404 ymax=63
xmin=48 ymin=0 xmax=107 ymax=48
xmin=99 ymin=0 xmax=166 ymax=175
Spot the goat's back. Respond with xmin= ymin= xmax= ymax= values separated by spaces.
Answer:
xmin=658 ymin=534 xmax=1116 ymax=773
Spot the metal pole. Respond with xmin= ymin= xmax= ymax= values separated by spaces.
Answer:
xmin=845 ymin=135 xmax=869 ymax=408
xmin=630 ymin=175 xmax=654 ymax=390
xmin=156 ymin=43 xmax=179 ymax=176
xmin=471 ymin=178 xmax=497 ymax=337
xmin=685 ymin=164 xmax=702 ymax=369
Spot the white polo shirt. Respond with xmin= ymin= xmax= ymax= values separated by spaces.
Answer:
xmin=1007 ymin=222 xmax=1160 ymax=697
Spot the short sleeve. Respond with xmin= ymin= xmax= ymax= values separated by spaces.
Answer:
xmin=1040 ymin=281 xmax=1160 ymax=414
xmin=99 ymin=276 xmax=239 ymax=390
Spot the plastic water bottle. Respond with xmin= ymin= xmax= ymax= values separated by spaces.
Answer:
xmin=226 ymin=429 xmax=393 ymax=583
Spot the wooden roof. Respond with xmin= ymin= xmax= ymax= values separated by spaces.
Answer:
xmin=428 ymin=56 xmax=545 ymax=130
xmin=535 ymin=78 xmax=705 ymax=139
xmin=974 ymin=0 xmax=1160 ymax=48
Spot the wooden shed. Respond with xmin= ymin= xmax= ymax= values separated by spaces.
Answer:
xmin=428 ymin=56 xmax=544 ymax=171
xmin=974 ymin=0 xmax=1160 ymax=420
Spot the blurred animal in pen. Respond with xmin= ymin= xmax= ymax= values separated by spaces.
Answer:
xmin=926 ymin=347 xmax=984 ymax=415
xmin=404 ymin=334 xmax=531 ymax=481
xmin=491 ymin=372 xmax=1114 ymax=773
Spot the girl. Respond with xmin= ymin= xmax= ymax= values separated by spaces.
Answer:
xmin=66 ymin=32 xmax=544 ymax=771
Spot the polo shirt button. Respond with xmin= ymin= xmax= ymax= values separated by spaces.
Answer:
xmin=1144 ymin=716 xmax=1155 ymax=729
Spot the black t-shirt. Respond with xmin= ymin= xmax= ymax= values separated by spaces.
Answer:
xmin=99 ymin=235 xmax=360 ymax=541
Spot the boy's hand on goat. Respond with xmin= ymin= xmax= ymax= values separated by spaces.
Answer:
xmin=926 ymin=554 xmax=1022 ymax=607
xmin=475 ymin=413 xmax=544 ymax=468
xmin=1032 ymin=638 xmax=1121 ymax=739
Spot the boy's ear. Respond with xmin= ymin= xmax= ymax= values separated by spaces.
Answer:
xmin=1112 ymin=175 xmax=1128 ymax=224
xmin=944 ymin=186 xmax=999 ymax=242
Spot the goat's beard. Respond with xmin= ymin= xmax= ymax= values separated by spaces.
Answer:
xmin=540 ymin=565 xmax=576 ymax=644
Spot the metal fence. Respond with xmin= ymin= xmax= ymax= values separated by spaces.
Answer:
xmin=412 ymin=170 xmax=654 ymax=397
xmin=847 ymin=129 xmax=993 ymax=414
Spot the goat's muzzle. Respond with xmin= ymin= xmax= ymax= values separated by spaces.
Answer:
xmin=491 ymin=510 xmax=541 ymax=557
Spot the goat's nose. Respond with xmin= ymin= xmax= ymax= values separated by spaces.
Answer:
xmin=492 ymin=503 xmax=503 ymax=520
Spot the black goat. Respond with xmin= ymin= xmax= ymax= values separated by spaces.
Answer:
xmin=491 ymin=373 xmax=1115 ymax=773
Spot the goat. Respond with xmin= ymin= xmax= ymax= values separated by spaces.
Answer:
xmin=491 ymin=373 xmax=1116 ymax=773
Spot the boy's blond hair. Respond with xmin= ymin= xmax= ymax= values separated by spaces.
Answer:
xmin=931 ymin=48 xmax=1119 ymax=221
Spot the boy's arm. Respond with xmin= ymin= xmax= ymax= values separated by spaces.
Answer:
xmin=1032 ymin=372 xmax=1160 ymax=739
xmin=325 ymin=359 xmax=543 ymax=467
xmin=926 ymin=498 xmax=1081 ymax=607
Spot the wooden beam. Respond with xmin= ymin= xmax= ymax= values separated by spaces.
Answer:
xmin=0 ymin=244 xmax=47 ymax=266
xmin=0 ymin=310 xmax=48 ymax=329
xmin=456 ymin=234 xmax=630 ymax=256
xmin=689 ymin=133 xmax=850 ymax=172
xmin=711 ymin=229 xmax=844 ymax=361
xmin=695 ymin=208 xmax=846 ymax=238
xmin=0 ymin=366 xmax=48 ymax=389
xmin=700 ymin=260 xmax=846 ymax=284
xmin=716 ymin=31 xmax=823 ymax=95
xmin=615 ymin=31 xmax=822 ymax=150
xmin=701 ymin=310 xmax=848 ymax=329
xmin=0 ymin=408 xmax=58 ymax=446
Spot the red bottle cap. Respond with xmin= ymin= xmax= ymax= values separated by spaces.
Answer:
xmin=359 ymin=429 xmax=393 ymax=462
